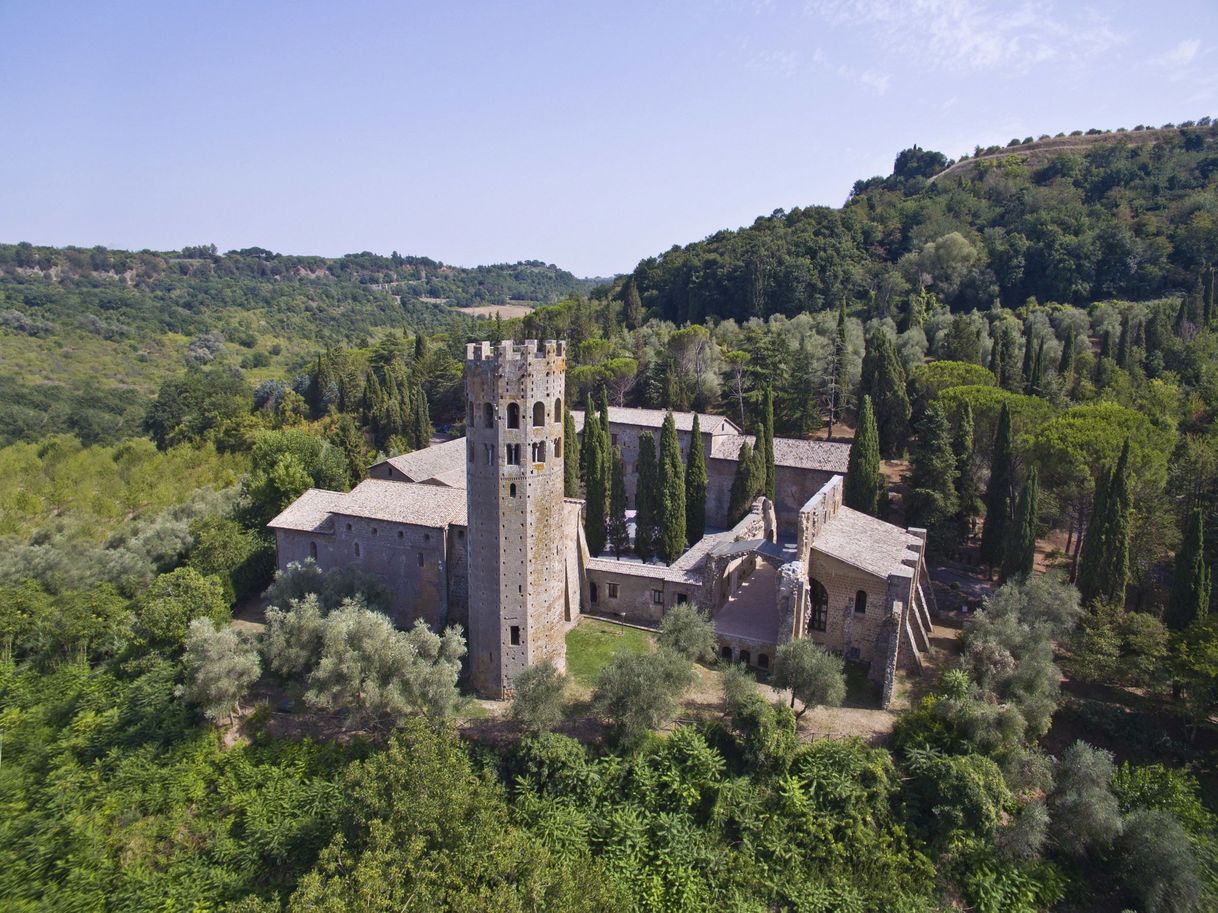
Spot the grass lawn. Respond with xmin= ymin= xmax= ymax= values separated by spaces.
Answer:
xmin=565 ymin=618 xmax=655 ymax=688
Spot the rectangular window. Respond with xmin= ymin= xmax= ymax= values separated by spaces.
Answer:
xmin=417 ymin=552 xmax=425 ymax=567
xmin=611 ymin=433 xmax=618 ymax=446
xmin=506 ymin=443 xmax=520 ymax=465
xmin=652 ymin=589 xmax=664 ymax=605
xmin=607 ymin=583 xmax=619 ymax=599
xmin=510 ymin=625 xmax=521 ymax=645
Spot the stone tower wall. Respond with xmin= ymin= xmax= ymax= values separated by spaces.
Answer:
xmin=464 ymin=339 xmax=568 ymax=698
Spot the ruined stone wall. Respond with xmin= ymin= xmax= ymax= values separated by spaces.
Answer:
xmin=707 ymin=460 xmax=836 ymax=535
xmin=275 ymin=518 xmax=452 ymax=629
xmin=465 ymin=339 xmax=568 ymax=698
xmin=796 ymin=474 xmax=845 ymax=556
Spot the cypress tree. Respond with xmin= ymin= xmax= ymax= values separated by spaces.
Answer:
xmin=1096 ymin=439 xmax=1132 ymax=606
xmin=1076 ymin=467 xmax=1110 ymax=601
xmin=623 ymin=276 xmax=644 ymax=329
xmin=1002 ymin=467 xmax=1039 ymax=581
xmin=953 ymin=401 xmax=980 ymax=543
xmin=580 ymin=394 xmax=596 ymax=483
xmin=685 ymin=413 xmax=708 ymax=544
xmin=861 ymin=329 xmax=911 ymax=459
xmin=583 ymin=403 xmax=608 ymax=557
xmin=634 ymin=431 xmax=659 ymax=562
xmin=410 ymin=382 xmax=431 ymax=449
xmin=1166 ymin=509 xmax=1212 ymax=631
xmin=1116 ymin=314 xmax=1131 ymax=369
xmin=761 ymin=387 xmax=776 ymax=501
xmin=1058 ymin=333 xmax=1075 ymax=377
xmin=1020 ymin=327 xmax=1035 ymax=392
xmin=979 ymin=403 xmax=1014 ymax=571
xmin=1029 ymin=340 xmax=1046 ymax=395
xmin=727 ymin=440 xmax=761 ymax=526
xmin=843 ymin=395 xmax=882 ymax=516
xmin=907 ymin=402 xmax=958 ymax=555
xmin=657 ymin=412 xmax=687 ymax=564
xmin=989 ymin=330 xmax=1004 ymax=381
xmin=563 ymin=407 xmax=580 ymax=498
xmin=607 ymin=446 xmax=629 ymax=559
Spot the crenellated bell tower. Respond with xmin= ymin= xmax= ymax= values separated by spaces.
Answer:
xmin=464 ymin=339 xmax=568 ymax=698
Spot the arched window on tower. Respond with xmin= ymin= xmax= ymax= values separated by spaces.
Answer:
xmin=553 ymin=397 xmax=562 ymax=422
xmin=854 ymin=589 xmax=867 ymax=614
xmin=533 ymin=401 xmax=546 ymax=427
xmin=483 ymin=403 xmax=494 ymax=429
xmin=507 ymin=402 xmax=520 ymax=429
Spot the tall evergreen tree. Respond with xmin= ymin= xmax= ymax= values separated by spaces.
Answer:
xmin=907 ymin=402 xmax=958 ymax=555
xmin=843 ymin=395 xmax=883 ymax=516
xmin=953 ymin=401 xmax=980 ymax=543
xmin=1002 ymin=468 xmax=1039 ymax=581
xmin=563 ymin=408 xmax=580 ymax=498
xmin=727 ymin=440 xmax=762 ymax=526
xmin=622 ymin=276 xmax=644 ymax=329
xmin=826 ymin=302 xmax=848 ymax=440
xmin=1020 ymin=327 xmax=1036 ymax=392
xmin=657 ymin=412 xmax=687 ymax=564
xmin=760 ymin=387 xmax=776 ymax=501
xmin=860 ymin=329 xmax=911 ymax=458
xmin=685 ymin=414 xmax=708 ymax=544
xmin=1076 ymin=467 xmax=1110 ymax=600
xmin=1166 ymin=509 xmax=1212 ymax=631
xmin=634 ymin=431 xmax=659 ymax=562
xmin=1096 ymin=439 xmax=1132 ymax=606
xmin=583 ymin=403 xmax=608 ymax=557
xmin=979 ymin=403 xmax=1014 ymax=571
xmin=1058 ymin=332 xmax=1075 ymax=377
xmin=580 ymin=394 xmax=596 ymax=483
xmin=409 ymin=382 xmax=432 ymax=449
xmin=607 ymin=447 xmax=629 ymax=559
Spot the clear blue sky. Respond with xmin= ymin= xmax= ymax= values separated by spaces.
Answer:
xmin=1 ymin=1 xmax=1214 ymax=277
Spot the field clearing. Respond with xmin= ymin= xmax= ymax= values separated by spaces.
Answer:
xmin=456 ymin=302 xmax=536 ymax=319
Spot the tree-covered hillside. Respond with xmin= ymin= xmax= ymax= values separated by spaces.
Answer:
xmin=630 ymin=121 xmax=1218 ymax=323
xmin=0 ymin=244 xmax=594 ymax=446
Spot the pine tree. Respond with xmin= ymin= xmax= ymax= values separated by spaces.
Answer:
xmin=760 ymin=387 xmax=776 ymax=501
xmin=907 ymin=402 xmax=958 ymax=555
xmin=583 ymin=403 xmax=608 ymax=557
xmin=843 ymin=395 xmax=882 ymax=515
xmin=979 ymin=403 xmax=1014 ymax=571
xmin=657 ymin=412 xmax=687 ymax=564
xmin=953 ymin=401 xmax=980 ymax=543
xmin=1002 ymin=468 xmax=1039 ymax=581
xmin=563 ymin=408 xmax=580 ymax=498
xmin=685 ymin=413 xmax=708 ymax=545
xmin=1166 ymin=509 xmax=1212 ymax=631
xmin=861 ymin=329 xmax=911 ymax=458
xmin=634 ymin=431 xmax=659 ymax=562
xmin=727 ymin=440 xmax=761 ymax=526
xmin=607 ymin=447 xmax=629 ymax=559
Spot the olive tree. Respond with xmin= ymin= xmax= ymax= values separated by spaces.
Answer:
xmin=772 ymin=637 xmax=847 ymax=719
xmin=177 ymin=617 xmax=261 ymax=724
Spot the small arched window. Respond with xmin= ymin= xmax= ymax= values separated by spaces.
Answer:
xmin=507 ymin=402 xmax=520 ymax=429
xmin=855 ymin=589 xmax=868 ymax=614
xmin=533 ymin=401 xmax=546 ymax=427
xmin=720 ymin=644 xmax=733 ymax=661
xmin=757 ymin=653 xmax=770 ymax=670
xmin=553 ymin=397 xmax=563 ymax=422
xmin=739 ymin=649 xmax=751 ymax=666
xmin=354 ymin=542 xmax=361 ymax=557
xmin=309 ymin=541 xmax=318 ymax=559
xmin=510 ymin=483 xmax=517 ymax=498
xmin=483 ymin=403 xmax=495 ymax=429
xmin=554 ymin=437 xmax=562 ymax=458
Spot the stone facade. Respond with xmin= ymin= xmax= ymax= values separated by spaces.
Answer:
xmin=464 ymin=339 xmax=570 ymax=698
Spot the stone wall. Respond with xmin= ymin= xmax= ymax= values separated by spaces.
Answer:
xmin=274 ymin=515 xmax=454 ymax=630
xmin=584 ymin=564 xmax=700 ymax=625
xmin=707 ymin=460 xmax=836 ymax=535
xmin=803 ymin=551 xmax=905 ymax=666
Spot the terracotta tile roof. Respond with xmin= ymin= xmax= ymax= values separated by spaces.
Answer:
xmin=369 ymin=437 xmax=467 ymax=484
xmin=572 ymin=407 xmax=740 ymax=435
xmin=267 ymin=489 xmax=348 ymax=533
xmin=810 ymin=506 xmax=922 ymax=578
xmin=585 ymin=556 xmax=703 ymax=584
xmin=709 ymin=434 xmax=851 ymax=473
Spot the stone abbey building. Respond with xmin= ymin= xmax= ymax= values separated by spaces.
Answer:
xmin=270 ymin=339 xmax=933 ymax=704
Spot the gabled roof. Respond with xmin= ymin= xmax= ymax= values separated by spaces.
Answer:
xmin=368 ymin=437 xmax=467 ymax=485
xmin=267 ymin=489 xmax=348 ymax=534
xmin=810 ymin=505 xmax=922 ymax=579
xmin=709 ymin=434 xmax=851 ymax=473
xmin=572 ymin=407 xmax=740 ymax=435
xmin=267 ymin=479 xmax=467 ymax=533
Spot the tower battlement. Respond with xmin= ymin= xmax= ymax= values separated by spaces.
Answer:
xmin=465 ymin=339 xmax=566 ymax=362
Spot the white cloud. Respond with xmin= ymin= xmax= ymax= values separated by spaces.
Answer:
xmin=1153 ymin=38 xmax=1200 ymax=68
xmin=806 ymin=0 xmax=1126 ymax=72
xmin=859 ymin=69 xmax=892 ymax=93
